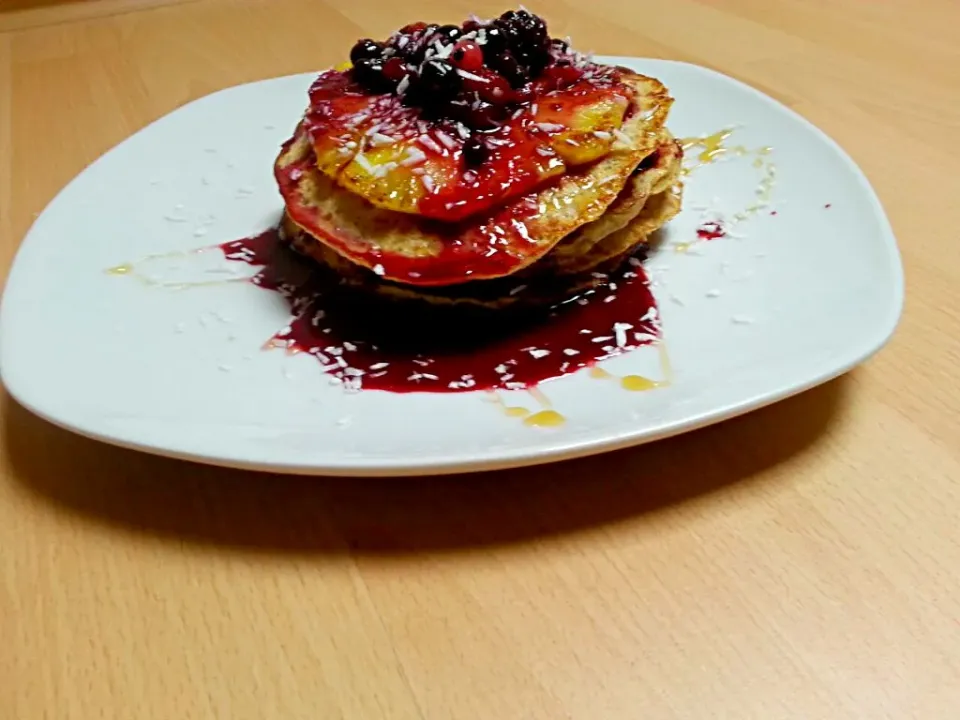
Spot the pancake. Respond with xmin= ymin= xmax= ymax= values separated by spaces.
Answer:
xmin=274 ymin=72 xmax=673 ymax=287
xmin=279 ymin=138 xmax=682 ymax=313
xmin=280 ymin=210 xmax=642 ymax=312
xmin=542 ymin=129 xmax=682 ymax=273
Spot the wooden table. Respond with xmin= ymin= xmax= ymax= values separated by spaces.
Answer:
xmin=2 ymin=1 xmax=959 ymax=718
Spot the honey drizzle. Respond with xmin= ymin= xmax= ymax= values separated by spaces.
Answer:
xmin=587 ymin=342 xmax=672 ymax=392
xmin=527 ymin=386 xmax=553 ymax=408
xmin=681 ymin=128 xmax=735 ymax=166
xmin=487 ymin=389 xmax=567 ymax=427
xmin=523 ymin=410 xmax=566 ymax=427
xmin=678 ymin=129 xmax=778 ymax=251
xmin=104 ymin=247 xmax=250 ymax=289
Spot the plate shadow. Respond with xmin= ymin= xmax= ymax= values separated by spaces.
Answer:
xmin=4 ymin=376 xmax=848 ymax=556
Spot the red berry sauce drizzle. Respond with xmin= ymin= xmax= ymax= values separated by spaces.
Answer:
xmin=219 ymin=231 xmax=661 ymax=394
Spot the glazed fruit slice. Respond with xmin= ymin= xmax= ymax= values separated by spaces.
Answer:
xmin=304 ymin=71 xmax=632 ymax=222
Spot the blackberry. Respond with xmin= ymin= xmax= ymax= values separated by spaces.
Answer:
xmin=480 ymin=25 xmax=510 ymax=61
xmin=497 ymin=10 xmax=548 ymax=52
xmin=496 ymin=10 xmax=550 ymax=72
xmin=489 ymin=51 xmax=527 ymax=89
xmin=350 ymin=38 xmax=385 ymax=65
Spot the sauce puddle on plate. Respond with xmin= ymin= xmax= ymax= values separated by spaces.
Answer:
xmin=217 ymin=230 xmax=662 ymax=394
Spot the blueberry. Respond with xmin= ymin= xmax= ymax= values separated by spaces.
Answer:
xmin=435 ymin=24 xmax=462 ymax=42
xmin=352 ymin=58 xmax=391 ymax=92
xmin=350 ymin=38 xmax=385 ymax=65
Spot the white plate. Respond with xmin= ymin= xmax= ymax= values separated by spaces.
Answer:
xmin=0 ymin=58 xmax=903 ymax=476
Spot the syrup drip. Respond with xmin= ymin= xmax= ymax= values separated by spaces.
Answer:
xmin=524 ymin=410 xmax=566 ymax=427
xmin=487 ymin=388 xmax=568 ymax=427
xmin=677 ymin=128 xmax=777 ymax=252
xmin=587 ymin=343 xmax=670 ymax=391
xmin=681 ymin=129 xmax=735 ymax=166
xmin=217 ymin=230 xmax=662 ymax=395
xmin=103 ymin=247 xmax=254 ymax=289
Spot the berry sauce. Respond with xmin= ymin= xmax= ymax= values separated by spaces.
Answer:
xmin=696 ymin=220 xmax=726 ymax=241
xmin=218 ymin=230 xmax=661 ymax=394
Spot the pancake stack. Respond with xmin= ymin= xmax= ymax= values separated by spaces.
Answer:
xmin=275 ymin=10 xmax=683 ymax=313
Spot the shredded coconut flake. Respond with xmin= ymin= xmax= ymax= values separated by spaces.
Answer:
xmin=400 ymin=147 xmax=427 ymax=167
xmin=613 ymin=322 xmax=632 ymax=347
xmin=456 ymin=68 xmax=489 ymax=83
xmin=354 ymin=154 xmax=374 ymax=173
xmin=418 ymin=135 xmax=443 ymax=153
xmin=435 ymin=130 xmax=457 ymax=150
xmin=370 ymin=132 xmax=396 ymax=147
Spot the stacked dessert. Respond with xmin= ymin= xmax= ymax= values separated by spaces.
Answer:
xmin=275 ymin=9 xmax=682 ymax=311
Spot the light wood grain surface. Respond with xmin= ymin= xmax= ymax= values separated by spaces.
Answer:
xmin=2 ymin=1 xmax=959 ymax=718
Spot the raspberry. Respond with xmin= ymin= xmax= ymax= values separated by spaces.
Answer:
xmin=451 ymin=40 xmax=484 ymax=71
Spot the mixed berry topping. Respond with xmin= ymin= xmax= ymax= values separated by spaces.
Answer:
xmin=346 ymin=10 xmax=589 ymax=135
xmin=299 ymin=9 xmax=635 ymax=221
